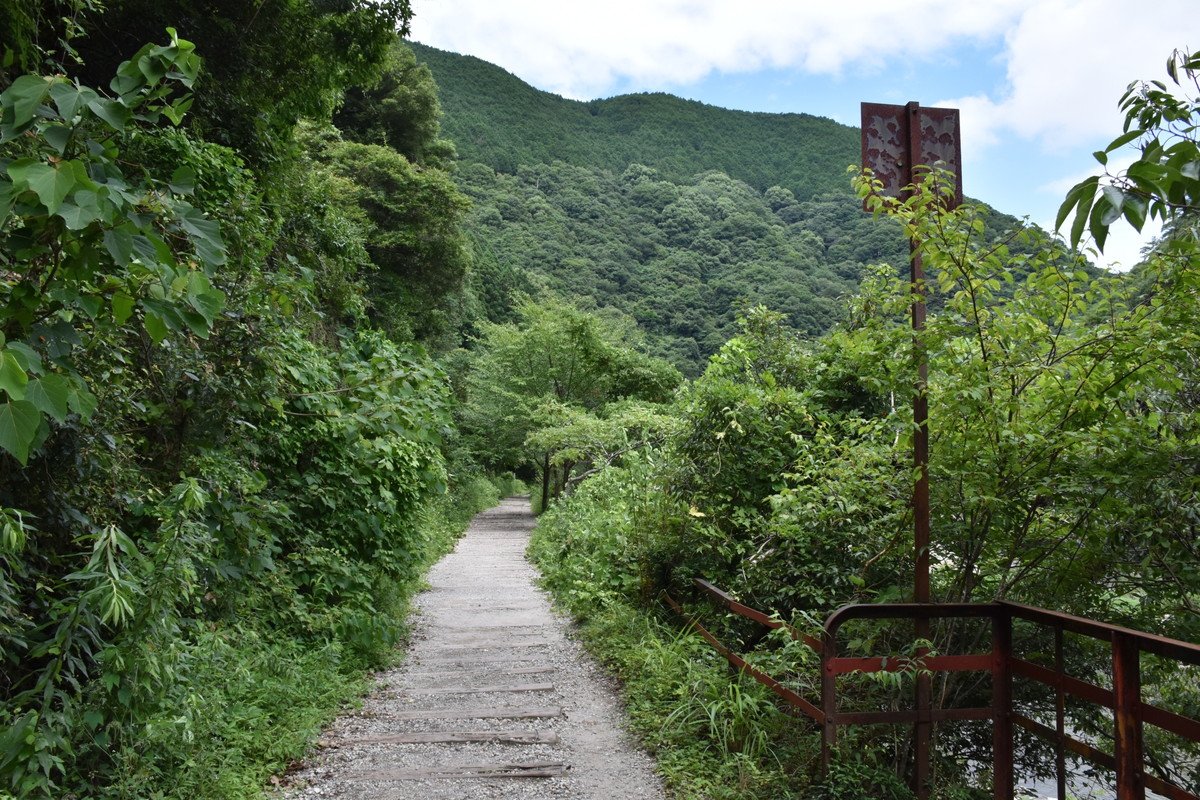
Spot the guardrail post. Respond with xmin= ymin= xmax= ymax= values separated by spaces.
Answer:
xmin=1112 ymin=632 xmax=1145 ymax=800
xmin=992 ymin=610 xmax=1013 ymax=800
xmin=822 ymin=630 xmax=838 ymax=769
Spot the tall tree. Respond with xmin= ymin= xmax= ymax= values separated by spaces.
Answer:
xmin=460 ymin=296 xmax=681 ymax=510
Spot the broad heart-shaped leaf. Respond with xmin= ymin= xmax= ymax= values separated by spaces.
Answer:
xmin=58 ymin=189 xmax=103 ymax=230
xmin=104 ymin=227 xmax=135 ymax=266
xmin=43 ymin=123 xmax=73 ymax=155
xmin=65 ymin=375 xmax=97 ymax=419
xmin=174 ymin=202 xmax=227 ymax=266
xmin=3 ymin=341 xmax=43 ymax=374
xmin=111 ymin=291 xmax=135 ymax=325
xmin=25 ymin=374 xmax=70 ymax=422
xmin=0 ymin=75 xmax=52 ymax=135
xmin=143 ymin=310 xmax=170 ymax=345
xmin=12 ymin=160 xmax=76 ymax=215
xmin=0 ymin=351 xmax=29 ymax=399
xmin=181 ymin=309 xmax=212 ymax=338
xmin=186 ymin=271 xmax=225 ymax=324
xmin=168 ymin=166 xmax=196 ymax=195
xmin=0 ymin=399 xmax=42 ymax=464
xmin=50 ymin=79 xmax=84 ymax=122
xmin=85 ymin=97 xmax=131 ymax=132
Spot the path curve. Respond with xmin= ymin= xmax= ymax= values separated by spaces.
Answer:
xmin=285 ymin=496 xmax=667 ymax=800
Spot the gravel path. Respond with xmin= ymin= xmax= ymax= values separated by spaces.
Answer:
xmin=284 ymin=497 xmax=668 ymax=800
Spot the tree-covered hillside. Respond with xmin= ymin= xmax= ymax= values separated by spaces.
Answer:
xmin=410 ymin=42 xmax=1032 ymax=374
xmin=458 ymin=160 xmax=906 ymax=371
xmin=409 ymin=42 xmax=860 ymax=201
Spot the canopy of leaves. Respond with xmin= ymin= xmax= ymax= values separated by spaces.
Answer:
xmin=64 ymin=0 xmax=413 ymax=169
xmin=1058 ymin=47 xmax=1200 ymax=253
xmin=459 ymin=295 xmax=681 ymax=507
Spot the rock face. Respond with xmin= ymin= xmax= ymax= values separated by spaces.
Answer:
xmin=286 ymin=496 xmax=667 ymax=800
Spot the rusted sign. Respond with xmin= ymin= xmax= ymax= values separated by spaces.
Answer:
xmin=861 ymin=101 xmax=962 ymax=208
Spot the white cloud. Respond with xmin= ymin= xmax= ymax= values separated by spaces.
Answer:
xmin=409 ymin=0 xmax=1190 ymax=250
xmin=941 ymin=0 xmax=1193 ymax=152
xmin=410 ymin=1 xmax=1034 ymax=98
xmin=413 ymin=1 xmax=1192 ymax=145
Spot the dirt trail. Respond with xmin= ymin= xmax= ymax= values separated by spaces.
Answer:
xmin=285 ymin=496 xmax=667 ymax=800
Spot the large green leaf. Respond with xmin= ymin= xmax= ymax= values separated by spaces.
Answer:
xmin=24 ymin=374 xmax=69 ymax=422
xmin=0 ymin=351 xmax=29 ymax=399
xmin=0 ymin=75 xmax=52 ymax=135
xmin=59 ymin=189 xmax=103 ymax=230
xmin=111 ymin=291 xmax=135 ymax=325
xmin=0 ymin=399 xmax=41 ymax=464
xmin=174 ymin=203 xmax=227 ymax=266
xmin=50 ymin=79 xmax=83 ymax=121
xmin=12 ymin=160 xmax=77 ymax=215
xmin=86 ymin=97 xmax=132 ymax=131
xmin=65 ymin=376 xmax=97 ymax=419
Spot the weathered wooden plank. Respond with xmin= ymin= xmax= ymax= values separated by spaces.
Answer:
xmin=400 ymin=683 xmax=554 ymax=696
xmin=439 ymin=625 xmax=547 ymax=633
xmin=406 ymin=666 xmax=555 ymax=679
xmin=384 ymin=706 xmax=562 ymax=720
xmin=336 ymin=729 xmax=558 ymax=746
xmin=356 ymin=762 xmax=566 ymax=780
xmin=426 ymin=640 xmax=551 ymax=651
xmin=416 ymin=653 xmax=543 ymax=665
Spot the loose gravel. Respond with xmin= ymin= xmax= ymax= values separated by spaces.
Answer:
xmin=283 ymin=496 xmax=668 ymax=800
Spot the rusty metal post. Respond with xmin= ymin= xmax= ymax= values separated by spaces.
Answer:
xmin=861 ymin=101 xmax=961 ymax=800
xmin=822 ymin=633 xmax=839 ymax=770
xmin=1112 ymin=632 xmax=1145 ymax=800
xmin=991 ymin=611 xmax=1013 ymax=800
xmin=905 ymin=101 xmax=934 ymax=800
xmin=1055 ymin=627 xmax=1067 ymax=800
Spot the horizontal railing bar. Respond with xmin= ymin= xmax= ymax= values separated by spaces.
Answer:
xmin=1002 ymin=601 xmax=1200 ymax=666
xmin=1011 ymin=658 xmax=1114 ymax=708
xmin=828 ymin=653 xmax=993 ymax=676
xmin=824 ymin=602 xmax=1002 ymax=635
xmin=1012 ymin=712 xmax=1200 ymax=800
xmin=693 ymin=578 xmax=824 ymax=650
xmin=1143 ymin=771 xmax=1200 ymax=800
xmin=1012 ymin=712 xmax=1118 ymax=771
xmin=1141 ymin=702 xmax=1200 ymax=743
xmin=671 ymin=576 xmax=1200 ymax=796
xmin=834 ymin=707 xmax=994 ymax=725
xmin=665 ymin=593 xmax=826 ymax=724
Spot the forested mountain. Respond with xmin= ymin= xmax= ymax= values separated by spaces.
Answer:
xmin=409 ymin=42 xmax=1028 ymax=374
xmin=409 ymin=42 xmax=859 ymax=200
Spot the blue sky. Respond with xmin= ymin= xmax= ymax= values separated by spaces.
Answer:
xmin=410 ymin=0 xmax=1195 ymax=270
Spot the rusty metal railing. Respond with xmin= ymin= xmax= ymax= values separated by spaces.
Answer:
xmin=666 ymin=579 xmax=1200 ymax=800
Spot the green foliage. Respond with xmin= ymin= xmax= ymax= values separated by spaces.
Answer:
xmin=533 ymin=165 xmax=1200 ymax=798
xmin=530 ymin=452 xmax=685 ymax=614
xmin=69 ymin=0 xmax=413 ymax=169
xmin=410 ymin=42 xmax=858 ymax=201
xmin=0 ymin=0 xmax=102 ymax=81
xmin=335 ymin=41 xmax=455 ymax=166
xmin=323 ymin=134 xmax=473 ymax=346
xmin=453 ymin=159 xmax=900 ymax=375
xmin=0 ymin=30 xmax=226 ymax=464
xmin=1058 ymin=47 xmax=1200 ymax=252
xmin=531 ymin=478 xmax=818 ymax=798
xmin=0 ymin=20 xmax=480 ymax=800
xmin=460 ymin=294 xmax=681 ymax=508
